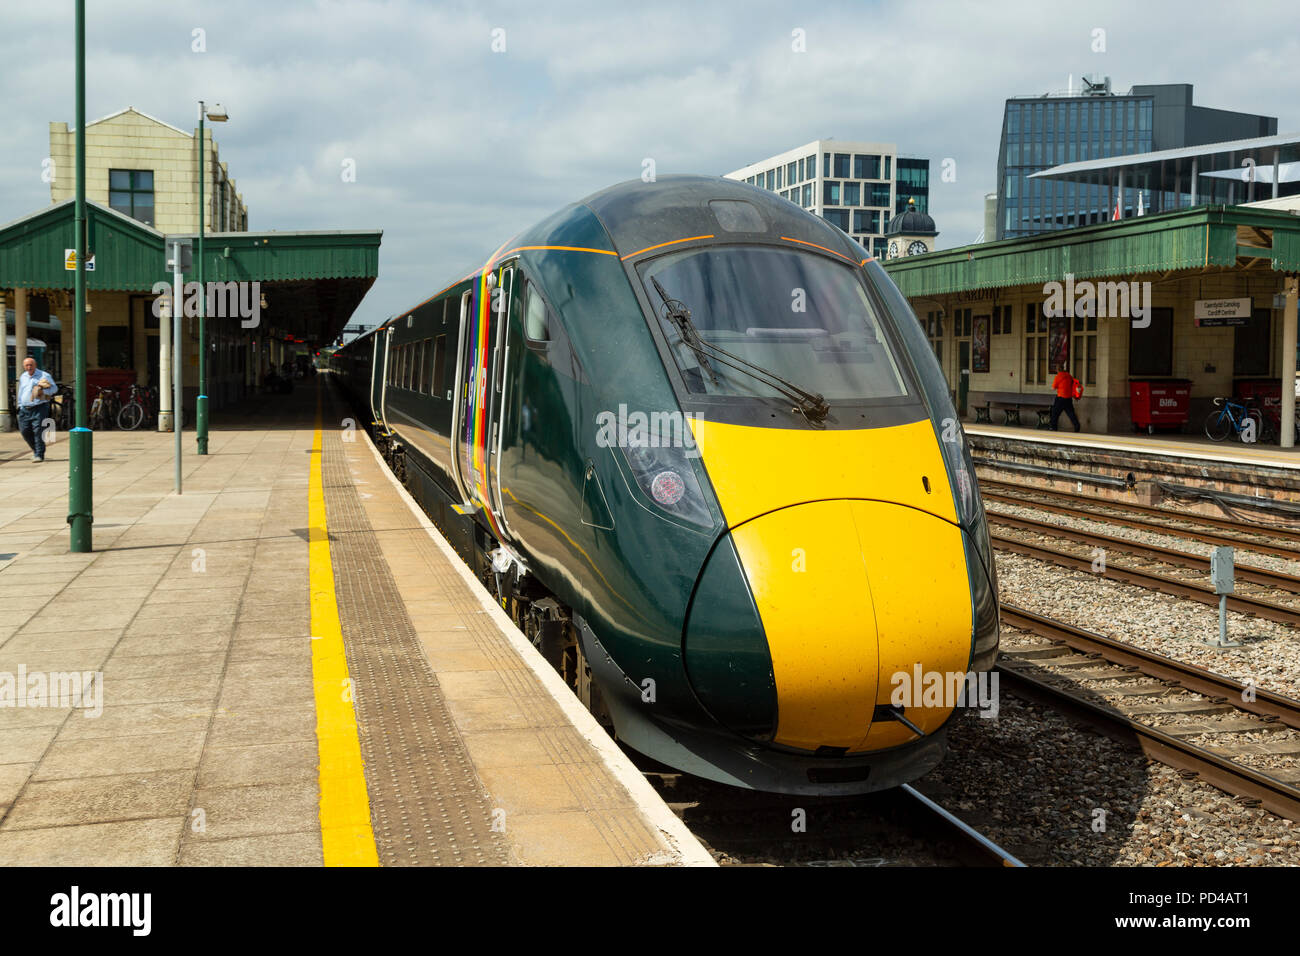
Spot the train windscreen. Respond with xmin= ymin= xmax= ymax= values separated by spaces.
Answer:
xmin=639 ymin=246 xmax=910 ymax=403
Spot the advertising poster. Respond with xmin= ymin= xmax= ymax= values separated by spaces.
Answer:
xmin=972 ymin=314 xmax=990 ymax=372
xmin=1049 ymin=315 xmax=1070 ymax=371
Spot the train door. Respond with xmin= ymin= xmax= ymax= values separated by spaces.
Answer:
xmin=378 ymin=326 xmax=393 ymax=433
xmin=452 ymin=288 xmax=476 ymax=504
xmin=485 ymin=264 xmax=515 ymax=536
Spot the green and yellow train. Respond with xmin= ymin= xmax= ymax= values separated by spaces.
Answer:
xmin=331 ymin=175 xmax=998 ymax=795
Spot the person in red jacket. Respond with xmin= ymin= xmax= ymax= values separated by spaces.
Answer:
xmin=1050 ymin=364 xmax=1081 ymax=432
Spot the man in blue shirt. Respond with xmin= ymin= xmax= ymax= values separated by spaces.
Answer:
xmin=17 ymin=356 xmax=58 ymax=462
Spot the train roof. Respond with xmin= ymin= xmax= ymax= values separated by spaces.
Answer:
xmin=572 ymin=174 xmax=866 ymax=264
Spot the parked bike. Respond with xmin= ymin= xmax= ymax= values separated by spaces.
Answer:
xmin=88 ymin=385 xmax=121 ymax=431
xmin=1204 ymin=396 xmax=1267 ymax=443
xmin=117 ymin=383 xmax=157 ymax=431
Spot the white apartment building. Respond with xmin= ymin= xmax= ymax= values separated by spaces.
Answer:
xmin=725 ymin=140 xmax=930 ymax=259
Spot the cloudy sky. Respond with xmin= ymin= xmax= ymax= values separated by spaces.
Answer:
xmin=2 ymin=0 xmax=1297 ymax=330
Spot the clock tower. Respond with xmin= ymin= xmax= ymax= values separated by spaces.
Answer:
xmin=884 ymin=197 xmax=938 ymax=259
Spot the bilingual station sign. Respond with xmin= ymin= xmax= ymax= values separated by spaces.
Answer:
xmin=1194 ymin=298 xmax=1249 ymax=327
xmin=63 ymin=248 xmax=96 ymax=271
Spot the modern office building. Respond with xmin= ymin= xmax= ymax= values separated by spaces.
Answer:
xmin=995 ymin=79 xmax=1277 ymax=239
xmin=726 ymin=140 xmax=929 ymax=259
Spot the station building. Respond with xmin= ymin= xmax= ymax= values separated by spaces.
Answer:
xmin=0 ymin=107 xmax=380 ymax=428
xmin=882 ymin=201 xmax=1300 ymax=442
xmin=726 ymin=139 xmax=929 ymax=259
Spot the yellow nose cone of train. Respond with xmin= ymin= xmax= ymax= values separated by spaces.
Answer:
xmin=730 ymin=499 xmax=971 ymax=751
xmin=691 ymin=416 xmax=975 ymax=753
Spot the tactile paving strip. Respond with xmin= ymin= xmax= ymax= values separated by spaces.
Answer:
xmin=389 ymin=526 xmax=670 ymax=863
xmin=320 ymin=400 xmax=511 ymax=866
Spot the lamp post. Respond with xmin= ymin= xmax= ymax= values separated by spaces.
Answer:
xmin=196 ymin=100 xmax=227 ymax=456
xmin=68 ymin=0 xmax=92 ymax=552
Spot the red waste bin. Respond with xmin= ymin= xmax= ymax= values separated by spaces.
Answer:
xmin=1130 ymin=379 xmax=1191 ymax=433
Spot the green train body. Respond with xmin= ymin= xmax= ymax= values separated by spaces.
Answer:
xmin=332 ymin=176 xmax=998 ymax=795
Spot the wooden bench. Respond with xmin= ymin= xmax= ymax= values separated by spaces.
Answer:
xmin=975 ymin=391 xmax=1055 ymax=428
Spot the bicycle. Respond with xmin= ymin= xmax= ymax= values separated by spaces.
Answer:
xmin=117 ymin=383 xmax=156 ymax=430
xmin=1204 ymin=396 xmax=1266 ymax=443
xmin=50 ymin=384 xmax=75 ymax=431
xmin=88 ymin=385 xmax=121 ymax=430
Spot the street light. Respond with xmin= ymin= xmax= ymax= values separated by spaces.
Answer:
xmin=196 ymin=100 xmax=227 ymax=456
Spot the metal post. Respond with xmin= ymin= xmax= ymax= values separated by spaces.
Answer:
xmin=196 ymin=103 xmax=208 ymax=455
xmin=0 ymin=290 xmax=9 ymax=431
xmin=1282 ymin=276 xmax=1298 ymax=450
xmin=1219 ymin=595 xmax=1228 ymax=646
xmin=14 ymin=287 xmax=27 ymax=372
xmin=1274 ymin=147 xmax=1282 ymax=201
xmin=173 ymin=239 xmax=183 ymax=494
xmin=1190 ymin=156 xmax=1198 ymax=206
xmin=68 ymin=0 xmax=93 ymax=552
xmin=158 ymin=291 xmax=172 ymax=431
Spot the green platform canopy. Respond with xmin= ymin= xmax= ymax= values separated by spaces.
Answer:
xmin=0 ymin=199 xmax=381 ymax=342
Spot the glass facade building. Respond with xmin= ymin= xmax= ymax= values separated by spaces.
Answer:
xmin=725 ymin=141 xmax=929 ymax=259
xmin=995 ymin=82 xmax=1277 ymax=239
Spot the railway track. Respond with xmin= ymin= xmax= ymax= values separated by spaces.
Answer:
xmin=991 ymin=529 xmax=1300 ymax=626
xmin=989 ymin=510 xmax=1300 ymax=595
xmin=981 ymin=481 xmax=1300 ymax=561
xmin=641 ymin=769 xmax=1025 ymax=867
xmin=998 ymin=604 xmax=1300 ymax=823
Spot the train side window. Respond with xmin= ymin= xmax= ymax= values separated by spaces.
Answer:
xmin=432 ymin=335 xmax=447 ymax=397
xmin=524 ymin=285 xmax=550 ymax=343
xmin=422 ymin=338 xmax=433 ymax=393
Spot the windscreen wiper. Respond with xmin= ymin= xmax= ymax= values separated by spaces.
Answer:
xmin=650 ymin=276 xmax=830 ymax=424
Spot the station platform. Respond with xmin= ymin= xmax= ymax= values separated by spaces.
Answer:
xmin=0 ymin=381 xmax=712 ymax=867
xmin=966 ymin=424 xmax=1300 ymax=472
xmin=967 ymin=423 xmax=1300 ymax=513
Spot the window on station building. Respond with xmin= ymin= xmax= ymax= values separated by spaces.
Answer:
xmin=787 ymin=161 xmax=797 ymax=184
xmin=823 ymin=153 xmax=831 ymax=177
xmin=925 ymin=310 xmax=943 ymax=363
xmin=992 ymin=303 xmax=1013 ymax=334
xmin=1129 ymin=307 xmax=1173 ymax=377
xmin=1024 ymin=303 xmax=1049 ymax=385
xmin=869 ymin=183 xmax=891 ymax=207
xmin=842 ymin=182 xmax=860 ymax=206
xmin=823 ymin=181 xmax=840 ymax=205
xmin=1233 ymin=309 xmax=1272 ymax=376
xmin=775 ymin=166 xmax=783 ymax=189
xmin=807 ymin=154 xmax=816 ymax=178
xmin=765 ymin=169 xmax=775 ymax=190
xmin=803 ymin=184 xmax=812 ymax=207
xmin=1071 ymin=311 xmax=1099 ymax=386
xmin=833 ymin=153 xmax=850 ymax=178
xmin=109 ymin=169 xmax=155 ymax=226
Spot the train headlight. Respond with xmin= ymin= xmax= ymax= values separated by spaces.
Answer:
xmin=621 ymin=439 xmax=713 ymax=528
xmin=650 ymin=470 xmax=686 ymax=507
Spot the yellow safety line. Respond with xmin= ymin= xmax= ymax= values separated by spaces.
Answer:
xmin=309 ymin=386 xmax=379 ymax=866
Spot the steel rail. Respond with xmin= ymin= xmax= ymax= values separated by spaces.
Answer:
xmin=989 ymin=511 xmax=1300 ymax=594
xmin=992 ymin=532 xmax=1300 ymax=627
xmin=1000 ymin=604 xmax=1300 ymax=730
xmin=981 ymin=482 xmax=1300 ymax=560
xmin=900 ymin=785 xmax=1026 ymax=867
xmin=996 ymin=665 xmax=1300 ymax=824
